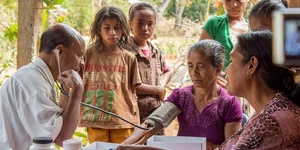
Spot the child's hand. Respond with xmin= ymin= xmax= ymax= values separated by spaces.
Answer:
xmin=217 ymin=76 xmax=227 ymax=89
xmin=217 ymin=71 xmax=227 ymax=89
xmin=158 ymin=86 xmax=166 ymax=101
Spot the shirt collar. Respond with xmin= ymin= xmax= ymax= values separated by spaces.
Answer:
xmin=127 ymin=37 xmax=159 ymax=57
xmin=32 ymin=57 xmax=55 ymax=87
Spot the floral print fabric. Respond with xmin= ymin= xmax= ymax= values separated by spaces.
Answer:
xmin=219 ymin=93 xmax=300 ymax=150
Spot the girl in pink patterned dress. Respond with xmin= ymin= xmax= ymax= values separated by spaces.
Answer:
xmin=218 ymin=31 xmax=300 ymax=149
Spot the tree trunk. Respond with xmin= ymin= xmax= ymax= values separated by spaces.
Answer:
xmin=205 ymin=0 xmax=211 ymax=21
xmin=174 ymin=0 xmax=186 ymax=31
xmin=157 ymin=0 xmax=171 ymax=25
xmin=288 ymin=0 xmax=300 ymax=8
xmin=93 ymin=0 xmax=102 ymax=12
xmin=17 ymin=0 xmax=42 ymax=69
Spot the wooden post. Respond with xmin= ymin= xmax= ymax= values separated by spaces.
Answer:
xmin=288 ymin=0 xmax=300 ymax=8
xmin=17 ymin=0 xmax=42 ymax=69
xmin=93 ymin=0 xmax=102 ymax=12
xmin=205 ymin=0 xmax=211 ymax=21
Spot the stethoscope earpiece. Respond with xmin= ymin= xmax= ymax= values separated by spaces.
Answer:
xmin=53 ymin=49 xmax=62 ymax=75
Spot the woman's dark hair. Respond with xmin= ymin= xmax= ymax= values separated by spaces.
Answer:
xmin=128 ymin=2 xmax=156 ymax=22
xmin=188 ymin=39 xmax=225 ymax=67
xmin=90 ymin=6 xmax=130 ymax=47
xmin=249 ymin=0 xmax=286 ymax=30
xmin=249 ymin=0 xmax=286 ymax=18
xmin=281 ymin=0 xmax=288 ymax=8
xmin=236 ymin=30 xmax=300 ymax=106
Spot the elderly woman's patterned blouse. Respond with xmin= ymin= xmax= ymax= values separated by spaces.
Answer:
xmin=218 ymin=93 xmax=300 ymax=150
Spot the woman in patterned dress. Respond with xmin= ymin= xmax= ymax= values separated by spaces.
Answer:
xmin=218 ymin=30 xmax=300 ymax=149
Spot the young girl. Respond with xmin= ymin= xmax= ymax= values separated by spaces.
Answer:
xmin=79 ymin=6 xmax=142 ymax=143
xmin=123 ymin=2 xmax=173 ymax=132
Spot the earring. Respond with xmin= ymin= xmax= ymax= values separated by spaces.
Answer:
xmin=247 ymin=74 xmax=252 ymax=79
xmin=118 ymin=34 xmax=126 ymax=45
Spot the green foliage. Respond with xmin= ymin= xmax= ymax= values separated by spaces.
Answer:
xmin=0 ymin=61 xmax=13 ymax=86
xmin=157 ymin=36 xmax=196 ymax=57
xmin=165 ymin=0 xmax=175 ymax=18
xmin=61 ymin=0 xmax=93 ymax=35
xmin=149 ymin=0 xmax=161 ymax=6
xmin=0 ymin=0 xmax=18 ymax=86
xmin=1 ymin=0 xmax=69 ymax=85
xmin=0 ymin=54 xmax=15 ymax=86
xmin=55 ymin=144 xmax=60 ymax=149
xmin=60 ymin=0 xmax=133 ymax=35
xmin=73 ymin=130 xmax=89 ymax=146
xmin=166 ymin=41 xmax=176 ymax=55
xmin=43 ymin=0 xmax=65 ymax=7
xmin=164 ymin=0 xmax=217 ymax=22
xmin=74 ymin=131 xmax=87 ymax=138
xmin=110 ymin=0 xmax=132 ymax=15
xmin=3 ymin=23 xmax=18 ymax=42
xmin=216 ymin=4 xmax=225 ymax=16
xmin=42 ymin=10 xmax=49 ymax=31
xmin=42 ymin=0 xmax=67 ymax=30
xmin=0 ymin=0 xmax=17 ymax=8
xmin=183 ymin=0 xmax=206 ymax=21
xmin=54 ymin=128 xmax=89 ymax=148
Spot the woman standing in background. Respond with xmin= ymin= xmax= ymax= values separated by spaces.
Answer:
xmin=199 ymin=0 xmax=249 ymax=69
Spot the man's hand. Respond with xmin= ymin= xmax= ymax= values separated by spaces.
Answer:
xmin=54 ymin=69 xmax=83 ymax=146
xmin=122 ymin=123 xmax=154 ymax=145
xmin=57 ymin=70 xmax=83 ymax=89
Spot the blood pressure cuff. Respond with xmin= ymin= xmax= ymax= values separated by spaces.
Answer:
xmin=144 ymin=102 xmax=181 ymax=130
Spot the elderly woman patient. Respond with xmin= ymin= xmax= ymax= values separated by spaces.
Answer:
xmin=118 ymin=39 xmax=243 ymax=150
xmin=217 ymin=30 xmax=300 ymax=149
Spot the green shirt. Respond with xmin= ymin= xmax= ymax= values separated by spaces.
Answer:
xmin=203 ymin=14 xmax=233 ymax=69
